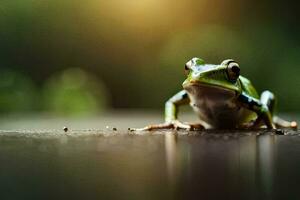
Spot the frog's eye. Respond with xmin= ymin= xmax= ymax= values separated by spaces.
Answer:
xmin=221 ymin=59 xmax=235 ymax=66
xmin=184 ymin=64 xmax=190 ymax=75
xmin=227 ymin=62 xmax=240 ymax=81
xmin=184 ymin=60 xmax=192 ymax=75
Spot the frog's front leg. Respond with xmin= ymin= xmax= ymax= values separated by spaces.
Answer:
xmin=238 ymin=92 xmax=276 ymax=129
xmin=137 ymin=90 xmax=204 ymax=131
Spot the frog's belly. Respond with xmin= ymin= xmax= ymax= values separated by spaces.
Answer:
xmin=185 ymin=85 xmax=255 ymax=128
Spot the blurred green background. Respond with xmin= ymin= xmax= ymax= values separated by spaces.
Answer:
xmin=0 ymin=0 xmax=299 ymax=116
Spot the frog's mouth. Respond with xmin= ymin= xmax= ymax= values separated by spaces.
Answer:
xmin=183 ymin=80 xmax=241 ymax=95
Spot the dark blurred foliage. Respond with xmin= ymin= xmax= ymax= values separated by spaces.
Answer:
xmin=0 ymin=0 xmax=299 ymax=115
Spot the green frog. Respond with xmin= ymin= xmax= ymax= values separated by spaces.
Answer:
xmin=139 ymin=58 xmax=297 ymax=130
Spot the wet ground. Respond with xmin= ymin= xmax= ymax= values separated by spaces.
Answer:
xmin=0 ymin=113 xmax=299 ymax=200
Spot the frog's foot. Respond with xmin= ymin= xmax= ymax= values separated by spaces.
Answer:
xmin=241 ymin=117 xmax=298 ymax=130
xmin=273 ymin=116 xmax=298 ymax=129
xmin=133 ymin=120 xmax=204 ymax=131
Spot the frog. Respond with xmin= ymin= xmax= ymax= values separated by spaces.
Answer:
xmin=138 ymin=58 xmax=297 ymax=130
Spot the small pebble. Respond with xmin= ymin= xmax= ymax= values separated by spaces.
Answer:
xmin=63 ymin=127 xmax=68 ymax=132
xmin=113 ymin=127 xmax=117 ymax=131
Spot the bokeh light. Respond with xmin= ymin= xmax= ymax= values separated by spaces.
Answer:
xmin=43 ymin=68 xmax=109 ymax=116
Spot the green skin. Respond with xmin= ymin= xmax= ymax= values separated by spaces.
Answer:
xmin=140 ymin=58 xmax=297 ymax=130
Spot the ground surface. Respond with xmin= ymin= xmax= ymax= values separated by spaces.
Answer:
xmin=0 ymin=112 xmax=299 ymax=200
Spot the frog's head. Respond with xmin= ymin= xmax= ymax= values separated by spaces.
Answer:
xmin=182 ymin=57 xmax=242 ymax=94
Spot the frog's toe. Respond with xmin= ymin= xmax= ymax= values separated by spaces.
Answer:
xmin=291 ymin=121 xmax=297 ymax=129
xmin=173 ymin=121 xmax=192 ymax=130
xmin=273 ymin=116 xmax=298 ymax=129
xmin=133 ymin=123 xmax=173 ymax=131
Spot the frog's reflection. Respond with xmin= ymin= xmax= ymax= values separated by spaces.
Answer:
xmin=164 ymin=131 xmax=178 ymax=185
xmin=257 ymin=135 xmax=275 ymax=198
xmin=164 ymin=133 xmax=275 ymax=199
